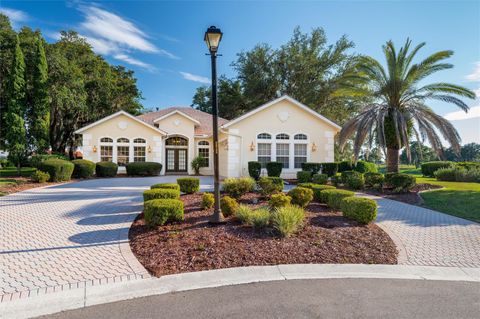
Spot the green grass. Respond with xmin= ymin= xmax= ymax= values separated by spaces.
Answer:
xmin=0 ymin=167 xmax=36 ymax=177
xmin=0 ymin=178 xmax=20 ymax=187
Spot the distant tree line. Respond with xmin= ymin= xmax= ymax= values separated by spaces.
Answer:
xmin=0 ymin=14 xmax=143 ymax=169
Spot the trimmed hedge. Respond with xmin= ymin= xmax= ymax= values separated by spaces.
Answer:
xmin=287 ymin=187 xmax=313 ymax=207
xmin=435 ymin=167 xmax=480 ymax=183
xmin=421 ymin=161 xmax=452 ymax=177
xmin=38 ymin=159 xmax=74 ymax=182
xmin=338 ymin=160 xmax=353 ymax=172
xmin=320 ymin=162 xmax=338 ymax=177
xmin=364 ymin=172 xmax=385 ymax=189
xmin=177 ymin=177 xmax=200 ymax=194
xmin=30 ymin=170 xmax=50 ymax=183
xmin=296 ymin=171 xmax=312 ymax=183
xmin=151 ymin=183 xmax=180 ymax=191
xmin=222 ymin=177 xmax=255 ymax=198
xmin=385 ymin=173 xmax=416 ymax=193
xmin=29 ymin=154 xmax=69 ymax=168
xmin=301 ymin=162 xmax=321 ymax=174
xmin=312 ymin=185 xmax=336 ymax=202
xmin=143 ymin=188 xmax=180 ymax=201
xmin=322 ymin=189 xmax=355 ymax=210
xmin=312 ymin=173 xmax=328 ymax=185
xmin=341 ymin=197 xmax=377 ymax=224
xmin=257 ymin=176 xmax=284 ymax=196
xmin=144 ymin=199 xmax=184 ymax=226
xmin=269 ymin=193 xmax=291 ymax=209
xmin=0 ymin=167 xmax=36 ymax=177
xmin=220 ymin=196 xmax=238 ymax=217
xmin=201 ymin=192 xmax=214 ymax=209
xmin=341 ymin=170 xmax=365 ymax=190
xmin=126 ymin=162 xmax=162 ymax=176
xmin=248 ymin=161 xmax=261 ymax=180
xmin=354 ymin=160 xmax=378 ymax=173
xmin=266 ymin=162 xmax=283 ymax=177
xmin=72 ymin=159 xmax=95 ymax=178
xmin=95 ymin=161 xmax=118 ymax=177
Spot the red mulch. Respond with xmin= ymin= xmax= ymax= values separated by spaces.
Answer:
xmin=0 ymin=177 xmax=52 ymax=195
xmin=129 ymin=193 xmax=398 ymax=277
xmin=363 ymin=183 xmax=443 ymax=205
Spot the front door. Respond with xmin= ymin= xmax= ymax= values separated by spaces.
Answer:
xmin=166 ymin=148 xmax=188 ymax=173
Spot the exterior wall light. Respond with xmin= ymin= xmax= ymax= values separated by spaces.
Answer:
xmin=250 ymin=142 xmax=255 ymax=151
xmin=148 ymin=145 xmax=152 ymax=153
xmin=311 ymin=142 xmax=317 ymax=152
xmin=92 ymin=145 xmax=97 ymax=153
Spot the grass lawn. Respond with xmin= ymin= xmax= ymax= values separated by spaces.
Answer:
xmin=0 ymin=178 xmax=26 ymax=197
xmin=0 ymin=167 xmax=36 ymax=177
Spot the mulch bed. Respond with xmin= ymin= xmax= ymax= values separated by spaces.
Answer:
xmin=129 ymin=193 xmax=398 ymax=277
xmin=363 ymin=183 xmax=443 ymax=205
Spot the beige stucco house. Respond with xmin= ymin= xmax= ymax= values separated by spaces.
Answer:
xmin=75 ymin=95 xmax=340 ymax=178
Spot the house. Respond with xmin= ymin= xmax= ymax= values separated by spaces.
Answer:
xmin=74 ymin=95 xmax=341 ymax=178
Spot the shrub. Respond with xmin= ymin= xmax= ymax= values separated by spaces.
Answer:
xmin=338 ymin=160 xmax=353 ymax=172
xmin=38 ymin=159 xmax=74 ymax=182
xmin=191 ymin=155 xmax=206 ymax=175
xmin=177 ymin=177 xmax=200 ymax=194
xmin=322 ymin=189 xmax=355 ymax=210
xmin=312 ymin=173 xmax=328 ymax=185
xmin=29 ymin=154 xmax=68 ymax=168
xmin=248 ymin=161 xmax=262 ymax=180
xmin=456 ymin=162 xmax=480 ymax=171
xmin=144 ymin=199 xmax=184 ymax=226
xmin=312 ymin=185 xmax=336 ymax=202
xmin=95 ymin=161 xmax=118 ymax=177
xmin=72 ymin=159 xmax=95 ymax=178
xmin=151 ymin=183 xmax=180 ymax=191
xmin=434 ymin=167 xmax=456 ymax=181
xmin=421 ymin=161 xmax=453 ymax=177
xmin=340 ymin=197 xmax=377 ymax=224
xmin=435 ymin=167 xmax=480 ymax=183
xmin=297 ymin=182 xmax=318 ymax=189
xmin=354 ymin=160 xmax=378 ymax=173
xmin=269 ymin=193 xmax=292 ymax=209
xmin=250 ymin=208 xmax=271 ymax=229
xmin=143 ymin=188 xmax=180 ymax=201
xmin=271 ymin=206 xmax=305 ymax=237
xmin=235 ymin=204 xmax=254 ymax=224
xmin=301 ymin=162 xmax=321 ymax=174
xmin=287 ymin=187 xmax=313 ymax=208
xmin=220 ymin=196 xmax=238 ymax=217
xmin=126 ymin=162 xmax=162 ymax=176
xmin=384 ymin=173 xmax=416 ymax=193
xmin=266 ymin=162 xmax=283 ymax=177
xmin=320 ymin=162 xmax=338 ymax=177
xmin=30 ymin=170 xmax=50 ymax=183
xmin=257 ymin=176 xmax=284 ymax=196
xmin=364 ymin=172 xmax=385 ymax=189
xmin=201 ymin=192 xmax=215 ymax=209
xmin=296 ymin=171 xmax=312 ymax=183
xmin=222 ymin=177 xmax=255 ymax=198
xmin=341 ymin=170 xmax=365 ymax=190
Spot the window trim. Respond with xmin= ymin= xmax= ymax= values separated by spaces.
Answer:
xmin=98 ymin=136 xmax=148 ymax=164
xmin=196 ymin=140 xmax=211 ymax=168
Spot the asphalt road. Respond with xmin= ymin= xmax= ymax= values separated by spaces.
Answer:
xmin=42 ymin=279 xmax=480 ymax=319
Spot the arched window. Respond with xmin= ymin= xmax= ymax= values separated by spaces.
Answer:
xmin=133 ymin=138 xmax=146 ymax=144
xmin=99 ymin=137 xmax=113 ymax=162
xmin=276 ymin=133 xmax=289 ymax=140
xmin=117 ymin=137 xmax=129 ymax=143
xmin=197 ymin=141 xmax=210 ymax=167
xmin=275 ymin=133 xmax=290 ymax=168
xmin=257 ymin=133 xmax=271 ymax=139
xmin=100 ymin=137 xmax=113 ymax=143
xmin=294 ymin=134 xmax=307 ymax=140
xmin=198 ymin=141 xmax=209 ymax=146
xmin=166 ymin=136 xmax=188 ymax=146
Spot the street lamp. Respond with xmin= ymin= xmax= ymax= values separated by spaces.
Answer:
xmin=205 ymin=26 xmax=225 ymax=224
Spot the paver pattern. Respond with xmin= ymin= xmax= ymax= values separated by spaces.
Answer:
xmin=0 ymin=176 xmax=213 ymax=302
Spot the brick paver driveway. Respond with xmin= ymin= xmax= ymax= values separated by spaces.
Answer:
xmin=0 ymin=176 xmax=213 ymax=302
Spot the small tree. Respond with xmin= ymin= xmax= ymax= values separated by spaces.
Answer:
xmin=191 ymin=155 xmax=206 ymax=175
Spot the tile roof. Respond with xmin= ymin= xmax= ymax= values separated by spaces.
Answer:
xmin=137 ymin=107 xmax=229 ymax=135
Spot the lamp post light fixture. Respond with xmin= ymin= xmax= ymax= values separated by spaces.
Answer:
xmin=205 ymin=26 xmax=225 ymax=224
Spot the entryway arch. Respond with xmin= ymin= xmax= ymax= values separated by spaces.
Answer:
xmin=165 ymin=136 xmax=188 ymax=173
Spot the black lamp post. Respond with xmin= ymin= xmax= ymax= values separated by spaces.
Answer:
xmin=205 ymin=26 xmax=225 ymax=224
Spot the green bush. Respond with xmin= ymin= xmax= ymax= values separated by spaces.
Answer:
xmin=177 ymin=177 xmax=200 ymax=194
xmin=29 ymin=154 xmax=68 ymax=168
xmin=341 ymin=170 xmax=365 ymax=190
xmin=296 ymin=171 xmax=312 ymax=183
xmin=235 ymin=205 xmax=270 ymax=229
xmin=320 ymin=162 xmax=338 ymax=177
xmin=354 ymin=160 xmax=378 ymax=173
xmin=235 ymin=204 xmax=254 ymax=224
xmin=269 ymin=193 xmax=292 ymax=209
xmin=340 ymin=197 xmax=377 ymax=224
xmin=312 ymin=185 xmax=336 ymax=202
xmin=38 ymin=159 xmax=74 ymax=182
xmin=191 ymin=155 xmax=206 ymax=175
xmin=248 ymin=161 xmax=262 ymax=180
xmin=0 ymin=158 xmax=13 ymax=168
xmin=201 ymin=192 xmax=215 ymax=209
xmin=257 ymin=176 xmax=284 ymax=196
xmin=421 ymin=161 xmax=453 ymax=177
xmin=338 ymin=160 xmax=353 ymax=172
xmin=456 ymin=162 xmax=480 ymax=171
xmin=144 ymin=199 xmax=184 ymax=226
xmin=95 ymin=161 xmax=118 ymax=177
xmin=435 ymin=167 xmax=480 ymax=183
xmin=434 ymin=167 xmax=457 ymax=181
xmin=322 ymin=189 xmax=355 ymax=210
xmin=222 ymin=177 xmax=255 ymax=198
xmin=287 ymin=187 xmax=313 ymax=208
xmin=151 ymin=183 xmax=180 ymax=191
xmin=143 ymin=188 xmax=180 ymax=201
xmin=271 ymin=205 xmax=305 ymax=237
xmin=385 ymin=173 xmax=416 ymax=193
xmin=312 ymin=173 xmax=328 ymax=185
xmin=364 ymin=172 xmax=385 ymax=189
xmin=30 ymin=170 xmax=50 ymax=183
xmin=72 ymin=159 xmax=96 ymax=178
xmin=266 ymin=162 xmax=283 ymax=177
xmin=220 ymin=196 xmax=238 ymax=217
xmin=126 ymin=162 xmax=162 ymax=176
xmin=301 ymin=162 xmax=321 ymax=174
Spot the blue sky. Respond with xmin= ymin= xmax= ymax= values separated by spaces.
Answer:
xmin=2 ymin=0 xmax=479 ymax=142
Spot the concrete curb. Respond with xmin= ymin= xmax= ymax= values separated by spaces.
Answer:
xmin=1 ymin=264 xmax=479 ymax=319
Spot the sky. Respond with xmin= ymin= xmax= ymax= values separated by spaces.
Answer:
xmin=1 ymin=0 xmax=479 ymax=143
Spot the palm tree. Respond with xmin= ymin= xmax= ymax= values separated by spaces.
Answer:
xmin=338 ymin=39 xmax=475 ymax=173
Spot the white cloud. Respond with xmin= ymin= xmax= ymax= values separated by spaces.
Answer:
xmin=180 ymin=72 xmax=210 ymax=84
xmin=444 ymin=105 xmax=480 ymax=121
xmin=113 ymin=54 xmax=153 ymax=69
xmin=0 ymin=7 xmax=29 ymax=24
xmin=466 ymin=62 xmax=480 ymax=81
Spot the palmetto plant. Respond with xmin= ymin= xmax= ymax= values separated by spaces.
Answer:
xmin=338 ymin=39 xmax=475 ymax=173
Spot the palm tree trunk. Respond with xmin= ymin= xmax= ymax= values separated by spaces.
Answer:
xmin=386 ymin=148 xmax=400 ymax=173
